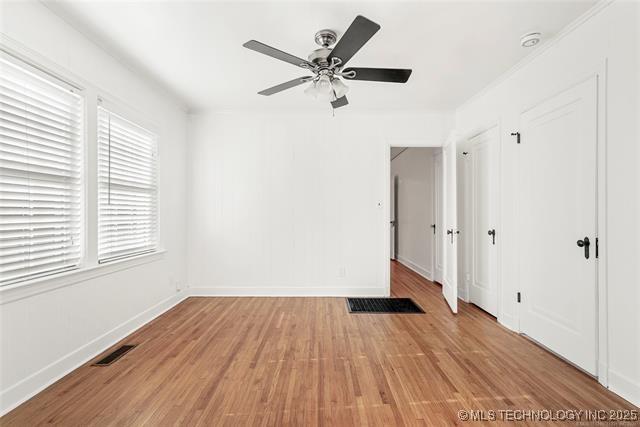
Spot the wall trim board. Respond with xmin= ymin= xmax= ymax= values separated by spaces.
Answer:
xmin=396 ymin=256 xmax=433 ymax=282
xmin=458 ymin=288 xmax=469 ymax=303
xmin=498 ymin=313 xmax=519 ymax=333
xmin=0 ymin=291 xmax=188 ymax=416
xmin=188 ymin=287 xmax=388 ymax=298
xmin=608 ymin=370 xmax=640 ymax=407
xmin=456 ymin=0 xmax=614 ymax=113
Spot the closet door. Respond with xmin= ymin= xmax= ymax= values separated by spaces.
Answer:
xmin=519 ymin=77 xmax=598 ymax=374
xmin=470 ymin=127 xmax=498 ymax=316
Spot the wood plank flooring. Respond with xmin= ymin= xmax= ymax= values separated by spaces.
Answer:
xmin=2 ymin=261 xmax=637 ymax=426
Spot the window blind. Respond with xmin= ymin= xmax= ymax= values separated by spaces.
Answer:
xmin=97 ymin=106 xmax=157 ymax=262
xmin=0 ymin=55 xmax=83 ymax=285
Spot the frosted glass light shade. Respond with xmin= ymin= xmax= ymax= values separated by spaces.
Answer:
xmin=304 ymin=81 xmax=318 ymax=98
xmin=315 ymin=75 xmax=334 ymax=101
xmin=332 ymin=78 xmax=349 ymax=98
xmin=304 ymin=76 xmax=350 ymax=102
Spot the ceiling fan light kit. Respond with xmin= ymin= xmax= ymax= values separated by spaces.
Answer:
xmin=304 ymin=74 xmax=349 ymax=101
xmin=243 ymin=15 xmax=412 ymax=110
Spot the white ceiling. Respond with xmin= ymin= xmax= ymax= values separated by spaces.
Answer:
xmin=44 ymin=0 xmax=596 ymax=112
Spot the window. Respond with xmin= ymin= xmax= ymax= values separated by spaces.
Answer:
xmin=97 ymin=106 xmax=158 ymax=262
xmin=0 ymin=54 xmax=84 ymax=285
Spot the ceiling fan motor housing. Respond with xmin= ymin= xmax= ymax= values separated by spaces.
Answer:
xmin=314 ymin=29 xmax=337 ymax=47
xmin=308 ymin=48 xmax=332 ymax=66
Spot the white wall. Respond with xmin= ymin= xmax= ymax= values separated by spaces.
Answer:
xmin=187 ymin=111 xmax=452 ymax=296
xmin=390 ymin=148 xmax=435 ymax=279
xmin=455 ymin=1 xmax=639 ymax=406
xmin=0 ymin=2 xmax=188 ymax=414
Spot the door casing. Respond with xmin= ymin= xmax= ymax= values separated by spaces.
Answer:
xmin=384 ymin=139 xmax=446 ymax=297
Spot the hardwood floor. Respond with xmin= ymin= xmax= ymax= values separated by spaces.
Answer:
xmin=3 ymin=261 xmax=637 ymax=426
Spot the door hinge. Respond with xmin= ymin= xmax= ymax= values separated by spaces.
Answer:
xmin=595 ymin=237 xmax=599 ymax=258
xmin=517 ymin=292 xmax=521 ymax=303
xmin=511 ymin=132 xmax=521 ymax=144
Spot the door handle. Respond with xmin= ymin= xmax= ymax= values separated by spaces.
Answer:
xmin=430 ymin=224 xmax=436 ymax=234
xmin=447 ymin=229 xmax=454 ymax=244
xmin=576 ymin=237 xmax=590 ymax=259
xmin=488 ymin=229 xmax=496 ymax=245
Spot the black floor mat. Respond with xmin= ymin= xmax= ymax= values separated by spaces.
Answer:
xmin=347 ymin=298 xmax=424 ymax=313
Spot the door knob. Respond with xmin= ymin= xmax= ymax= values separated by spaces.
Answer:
xmin=576 ymin=237 xmax=590 ymax=259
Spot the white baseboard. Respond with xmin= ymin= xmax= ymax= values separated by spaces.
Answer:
xmin=498 ymin=312 xmax=519 ymax=332
xmin=598 ymin=361 xmax=609 ymax=387
xmin=188 ymin=287 xmax=387 ymax=297
xmin=396 ymin=256 xmax=432 ymax=281
xmin=0 ymin=291 xmax=188 ymax=416
xmin=608 ymin=369 xmax=640 ymax=407
xmin=458 ymin=287 xmax=469 ymax=302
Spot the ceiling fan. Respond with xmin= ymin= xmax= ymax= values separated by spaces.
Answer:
xmin=243 ymin=15 xmax=412 ymax=109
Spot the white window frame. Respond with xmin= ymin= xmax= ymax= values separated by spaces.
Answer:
xmin=0 ymin=50 xmax=86 ymax=286
xmin=96 ymin=98 xmax=159 ymax=263
xmin=0 ymin=40 xmax=164 ymax=300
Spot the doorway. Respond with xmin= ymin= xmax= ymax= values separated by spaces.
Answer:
xmin=386 ymin=136 xmax=459 ymax=314
xmin=389 ymin=147 xmax=437 ymax=290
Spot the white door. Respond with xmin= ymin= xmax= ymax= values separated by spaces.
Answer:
xmin=519 ymin=77 xmax=597 ymax=375
xmin=433 ymin=151 xmax=444 ymax=283
xmin=470 ymin=127 xmax=499 ymax=316
xmin=390 ymin=175 xmax=397 ymax=260
xmin=442 ymin=134 xmax=458 ymax=313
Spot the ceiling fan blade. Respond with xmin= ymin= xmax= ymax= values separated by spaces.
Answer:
xmin=243 ymin=40 xmax=313 ymax=68
xmin=258 ymin=76 xmax=314 ymax=96
xmin=342 ymin=68 xmax=412 ymax=83
xmin=327 ymin=15 xmax=380 ymax=66
xmin=331 ymin=96 xmax=349 ymax=109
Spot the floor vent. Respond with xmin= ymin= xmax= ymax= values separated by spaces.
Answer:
xmin=347 ymin=298 xmax=424 ymax=314
xmin=93 ymin=345 xmax=136 ymax=366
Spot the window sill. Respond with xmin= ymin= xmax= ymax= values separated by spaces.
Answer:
xmin=0 ymin=249 xmax=166 ymax=305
